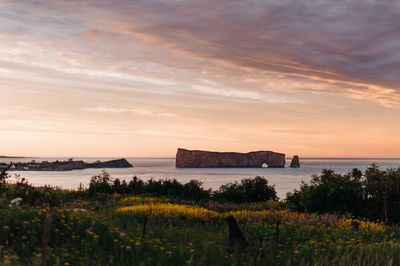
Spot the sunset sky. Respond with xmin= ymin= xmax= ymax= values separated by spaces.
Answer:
xmin=1 ymin=0 xmax=400 ymax=157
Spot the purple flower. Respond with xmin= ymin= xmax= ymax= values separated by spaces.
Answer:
xmin=167 ymin=251 xmax=172 ymax=255
xmin=190 ymin=249 xmax=195 ymax=253
xmin=120 ymin=232 xmax=125 ymax=238
xmin=85 ymin=227 xmax=93 ymax=233
xmin=294 ymin=249 xmax=299 ymax=254
xmin=125 ymin=245 xmax=132 ymax=251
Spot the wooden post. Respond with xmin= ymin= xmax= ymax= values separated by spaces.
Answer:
xmin=351 ymin=220 xmax=359 ymax=231
xmin=275 ymin=220 xmax=280 ymax=244
xmin=226 ymin=215 xmax=248 ymax=251
xmin=142 ymin=215 xmax=147 ymax=239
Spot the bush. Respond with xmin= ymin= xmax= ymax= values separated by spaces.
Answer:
xmin=364 ymin=165 xmax=400 ymax=222
xmin=89 ymin=170 xmax=113 ymax=195
xmin=213 ymin=176 xmax=277 ymax=204
xmin=88 ymin=172 xmax=212 ymax=202
xmin=286 ymin=165 xmax=400 ymax=223
xmin=183 ymin=180 xmax=211 ymax=202
xmin=286 ymin=169 xmax=364 ymax=215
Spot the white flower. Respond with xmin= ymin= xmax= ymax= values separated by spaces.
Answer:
xmin=10 ymin=198 xmax=22 ymax=205
xmin=9 ymin=197 xmax=22 ymax=207
xmin=73 ymin=208 xmax=87 ymax=212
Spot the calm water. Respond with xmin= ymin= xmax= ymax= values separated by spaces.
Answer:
xmin=1 ymin=157 xmax=400 ymax=199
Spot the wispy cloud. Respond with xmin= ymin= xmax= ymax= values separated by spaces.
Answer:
xmin=192 ymin=85 xmax=299 ymax=103
xmin=134 ymin=130 xmax=237 ymax=141
xmin=84 ymin=106 xmax=176 ymax=117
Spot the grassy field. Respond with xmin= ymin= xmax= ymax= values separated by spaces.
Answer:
xmin=2 ymin=192 xmax=400 ymax=266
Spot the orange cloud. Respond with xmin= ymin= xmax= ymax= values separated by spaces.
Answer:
xmin=84 ymin=29 xmax=102 ymax=38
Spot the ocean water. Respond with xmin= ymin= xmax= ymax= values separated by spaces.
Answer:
xmin=1 ymin=157 xmax=400 ymax=199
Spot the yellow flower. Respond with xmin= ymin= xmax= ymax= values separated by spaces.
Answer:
xmin=116 ymin=203 xmax=221 ymax=221
xmin=135 ymin=241 xmax=141 ymax=246
xmin=3 ymin=225 xmax=9 ymax=230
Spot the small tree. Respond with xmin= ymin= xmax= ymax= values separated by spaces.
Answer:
xmin=89 ymin=170 xmax=113 ymax=194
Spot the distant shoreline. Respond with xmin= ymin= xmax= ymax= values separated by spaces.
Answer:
xmin=0 ymin=156 xmax=30 ymax=159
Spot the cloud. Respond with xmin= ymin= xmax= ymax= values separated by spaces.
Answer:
xmin=2 ymin=0 xmax=400 ymax=107
xmin=0 ymin=68 xmax=10 ymax=73
xmin=105 ymin=0 xmax=400 ymax=106
xmin=192 ymin=85 xmax=298 ymax=103
xmin=134 ymin=130 xmax=237 ymax=141
xmin=84 ymin=106 xmax=177 ymax=117
xmin=84 ymin=28 xmax=101 ymax=37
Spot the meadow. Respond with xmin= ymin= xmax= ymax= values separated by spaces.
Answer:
xmin=2 ymin=167 xmax=400 ymax=265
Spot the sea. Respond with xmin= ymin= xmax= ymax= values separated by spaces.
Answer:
xmin=1 ymin=157 xmax=400 ymax=199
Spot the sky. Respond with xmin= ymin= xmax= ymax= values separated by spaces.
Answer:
xmin=1 ymin=0 xmax=400 ymax=158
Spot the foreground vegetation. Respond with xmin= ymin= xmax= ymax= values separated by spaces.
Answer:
xmin=2 ymin=165 xmax=400 ymax=265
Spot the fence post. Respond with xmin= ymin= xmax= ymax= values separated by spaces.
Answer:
xmin=142 ymin=215 xmax=147 ymax=239
xmin=275 ymin=220 xmax=280 ymax=244
xmin=226 ymin=215 xmax=248 ymax=251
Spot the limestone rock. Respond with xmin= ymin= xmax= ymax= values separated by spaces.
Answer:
xmin=290 ymin=155 xmax=300 ymax=168
xmin=176 ymin=148 xmax=285 ymax=168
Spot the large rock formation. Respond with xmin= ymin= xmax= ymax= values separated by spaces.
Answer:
xmin=290 ymin=155 xmax=300 ymax=168
xmin=176 ymin=148 xmax=285 ymax=168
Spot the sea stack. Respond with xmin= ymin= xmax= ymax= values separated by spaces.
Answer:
xmin=290 ymin=155 xmax=300 ymax=168
xmin=175 ymin=148 xmax=286 ymax=168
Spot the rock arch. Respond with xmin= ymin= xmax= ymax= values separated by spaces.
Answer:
xmin=176 ymin=149 xmax=286 ymax=168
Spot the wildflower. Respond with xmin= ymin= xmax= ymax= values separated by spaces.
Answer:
xmin=10 ymin=197 xmax=22 ymax=205
xmin=294 ymin=249 xmax=299 ymax=254
xmin=85 ymin=227 xmax=93 ymax=233
xmin=125 ymin=245 xmax=132 ymax=251
xmin=167 ymin=251 xmax=172 ymax=255
xmin=135 ymin=241 xmax=141 ymax=246
xmin=190 ymin=249 xmax=195 ymax=253
xmin=3 ymin=225 xmax=9 ymax=230
xmin=120 ymin=232 xmax=125 ymax=238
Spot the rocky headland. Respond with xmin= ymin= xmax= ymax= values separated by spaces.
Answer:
xmin=175 ymin=148 xmax=286 ymax=168
xmin=7 ymin=158 xmax=133 ymax=171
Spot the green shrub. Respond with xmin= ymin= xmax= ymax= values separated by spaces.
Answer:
xmin=213 ymin=176 xmax=277 ymax=203
xmin=89 ymin=170 xmax=113 ymax=195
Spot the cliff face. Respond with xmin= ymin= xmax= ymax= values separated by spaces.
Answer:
xmin=176 ymin=149 xmax=285 ymax=168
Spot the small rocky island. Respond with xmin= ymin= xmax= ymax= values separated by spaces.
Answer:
xmin=290 ymin=155 xmax=300 ymax=168
xmin=176 ymin=148 xmax=286 ymax=168
xmin=5 ymin=158 xmax=133 ymax=171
